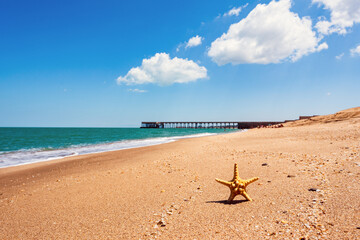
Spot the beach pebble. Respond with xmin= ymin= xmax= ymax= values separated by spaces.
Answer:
xmin=261 ymin=163 xmax=268 ymax=166
xmin=157 ymin=220 xmax=166 ymax=227
xmin=170 ymin=204 xmax=179 ymax=210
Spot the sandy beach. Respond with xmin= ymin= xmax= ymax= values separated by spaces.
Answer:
xmin=1 ymin=108 xmax=360 ymax=239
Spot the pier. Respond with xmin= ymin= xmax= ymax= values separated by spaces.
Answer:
xmin=140 ymin=121 xmax=284 ymax=129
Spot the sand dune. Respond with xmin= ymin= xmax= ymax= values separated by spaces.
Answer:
xmin=285 ymin=107 xmax=360 ymax=127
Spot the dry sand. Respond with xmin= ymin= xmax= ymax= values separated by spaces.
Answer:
xmin=1 ymin=108 xmax=360 ymax=239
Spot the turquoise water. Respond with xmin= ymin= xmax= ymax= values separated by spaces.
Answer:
xmin=0 ymin=127 xmax=238 ymax=168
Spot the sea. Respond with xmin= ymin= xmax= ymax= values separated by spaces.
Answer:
xmin=0 ymin=127 xmax=239 ymax=168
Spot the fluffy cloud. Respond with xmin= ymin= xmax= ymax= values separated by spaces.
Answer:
xmin=186 ymin=35 xmax=203 ymax=48
xmin=224 ymin=4 xmax=248 ymax=17
xmin=350 ymin=44 xmax=360 ymax=57
xmin=313 ymin=0 xmax=360 ymax=35
xmin=208 ymin=0 xmax=327 ymax=65
xmin=117 ymin=53 xmax=207 ymax=86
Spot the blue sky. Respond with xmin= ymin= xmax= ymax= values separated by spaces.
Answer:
xmin=0 ymin=0 xmax=359 ymax=127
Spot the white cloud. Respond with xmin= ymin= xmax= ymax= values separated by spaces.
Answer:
xmin=224 ymin=4 xmax=248 ymax=17
xmin=117 ymin=53 xmax=208 ymax=86
xmin=335 ymin=53 xmax=344 ymax=60
xmin=128 ymin=88 xmax=147 ymax=93
xmin=350 ymin=44 xmax=360 ymax=57
xmin=208 ymin=0 xmax=327 ymax=65
xmin=313 ymin=0 xmax=360 ymax=35
xmin=317 ymin=42 xmax=329 ymax=52
xmin=186 ymin=35 xmax=203 ymax=48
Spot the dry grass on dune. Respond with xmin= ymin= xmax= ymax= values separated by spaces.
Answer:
xmin=285 ymin=107 xmax=360 ymax=127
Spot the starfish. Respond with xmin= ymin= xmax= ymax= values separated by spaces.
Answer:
xmin=216 ymin=163 xmax=259 ymax=202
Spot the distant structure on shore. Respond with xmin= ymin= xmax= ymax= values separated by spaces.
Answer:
xmin=140 ymin=115 xmax=318 ymax=129
xmin=298 ymin=115 xmax=318 ymax=120
xmin=284 ymin=115 xmax=318 ymax=123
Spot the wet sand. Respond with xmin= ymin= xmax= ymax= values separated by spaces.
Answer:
xmin=1 ymin=108 xmax=360 ymax=239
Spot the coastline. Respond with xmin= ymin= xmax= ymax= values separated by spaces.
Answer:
xmin=0 ymin=129 xmax=237 ymax=169
xmin=0 ymin=132 xmax=226 ymax=177
xmin=0 ymin=117 xmax=359 ymax=239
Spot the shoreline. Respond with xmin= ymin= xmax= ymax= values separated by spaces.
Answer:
xmin=0 ymin=130 xmax=239 ymax=169
xmin=0 ymin=132 xmax=224 ymax=177
xmin=1 ymin=119 xmax=359 ymax=239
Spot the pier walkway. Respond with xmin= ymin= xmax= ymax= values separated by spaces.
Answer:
xmin=140 ymin=121 xmax=284 ymax=129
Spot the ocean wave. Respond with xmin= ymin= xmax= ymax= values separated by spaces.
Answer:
xmin=0 ymin=132 xmax=219 ymax=168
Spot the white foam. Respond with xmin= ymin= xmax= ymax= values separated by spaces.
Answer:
xmin=0 ymin=132 xmax=218 ymax=168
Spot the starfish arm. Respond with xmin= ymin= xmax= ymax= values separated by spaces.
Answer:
xmin=215 ymin=178 xmax=232 ymax=187
xmin=228 ymin=192 xmax=236 ymax=202
xmin=244 ymin=177 xmax=259 ymax=186
xmin=233 ymin=163 xmax=240 ymax=180
xmin=242 ymin=191 xmax=253 ymax=201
